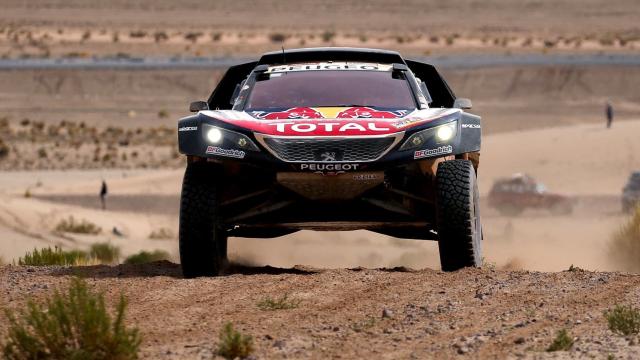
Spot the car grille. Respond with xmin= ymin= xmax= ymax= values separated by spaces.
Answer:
xmin=260 ymin=136 xmax=399 ymax=162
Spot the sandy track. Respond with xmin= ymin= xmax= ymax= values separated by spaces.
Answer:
xmin=1 ymin=263 xmax=640 ymax=359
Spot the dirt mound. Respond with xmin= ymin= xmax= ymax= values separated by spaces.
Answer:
xmin=2 ymin=263 xmax=640 ymax=358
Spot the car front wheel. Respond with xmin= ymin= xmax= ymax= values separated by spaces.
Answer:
xmin=436 ymin=160 xmax=483 ymax=271
xmin=179 ymin=162 xmax=228 ymax=278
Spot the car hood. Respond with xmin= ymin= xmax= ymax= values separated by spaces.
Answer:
xmin=199 ymin=107 xmax=461 ymax=136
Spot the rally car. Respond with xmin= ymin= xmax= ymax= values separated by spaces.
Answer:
xmin=487 ymin=174 xmax=573 ymax=216
xmin=177 ymin=48 xmax=482 ymax=277
xmin=622 ymin=171 xmax=640 ymax=213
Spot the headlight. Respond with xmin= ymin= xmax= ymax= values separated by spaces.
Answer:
xmin=399 ymin=121 xmax=458 ymax=151
xmin=207 ymin=128 xmax=223 ymax=143
xmin=201 ymin=124 xmax=260 ymax=151
xmin=436 ymin=125 xmax=454 ymax=141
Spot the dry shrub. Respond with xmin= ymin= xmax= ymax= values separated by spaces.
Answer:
xmin=124 ymin=250 xmax=170 ymax=264
xmin=2 ymin=278 xmax=140 ymax=359
xmin=0 ymin=138 xmax=9 ymax=159
xmin=18 ymin=246 xmax=100 ymax=266
xmin=148 ymin=228 xmax=174 ymax=240
xmin=605 ymin=305 xmax=640 ymax=336
xmin=321 ymin=30 xmax=335 ymax=42
xmin=609 ymin=206 xmax=640 ymax=271
xmin=55 ymin=216 xmax=101 ymax=235
xmin=217 ymin=322 xmax=254 ymax=360
xmin=269 ymin=33 xmax=287 ymax=43
xmin=89 ymin=242 xmax=121 ymax=264
xmin=257 ymin=294 xmax=300 ymax=311
xmin=547 ymin=329 xmax=573 ymax=351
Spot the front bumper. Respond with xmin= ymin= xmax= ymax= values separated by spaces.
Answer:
xmin=177 ymin=112 xmax=481 ymax=172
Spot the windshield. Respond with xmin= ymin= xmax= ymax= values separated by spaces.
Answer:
xmin=243 ymin=69 xmax=416 ymax=110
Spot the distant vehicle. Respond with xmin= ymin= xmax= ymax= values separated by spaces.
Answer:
xmin=177 ymin=47 xmax=483 ymax=277
xmin=622 ymin=171 xmax=640 ymax=213
xmin=487 ymin=174 xmax=573 ymax=216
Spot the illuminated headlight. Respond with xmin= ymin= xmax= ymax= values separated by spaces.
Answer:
xmin=201 ymin=124 xmax=260 ymax=151
xmin=399 ymin=121 xmax=457 ymax=151
xmin=436 ymin=125 xmax=454 ymax=141
xmin=207 ymin=128 xmax=223 ymax=143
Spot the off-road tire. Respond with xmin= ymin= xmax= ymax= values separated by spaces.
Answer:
xmin=179 ymin=162 xmax=228 ymax=278
xmin=436 ymin=160 xmax=482 ymax=271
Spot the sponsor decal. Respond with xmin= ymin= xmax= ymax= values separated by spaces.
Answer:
xmin=392 ymin=117 xmax=423 ymax=129
xmin=252 ymin=107 xmax=324 ymax=120
xmin=414 ymin=145 xmax=453 ymax=159
xmin=300 ymin=163 xmax=360 ymax=171
xmin=462 ymin=124 xmax=481 ymax=129
xmin=178 ymin=126 xmax=197 ymax=132
xmin=252 ymin=106 xmax=406 ymax=120
xmin=267 ymin=62 xmax=392 ymax=73
xmin=206 ymin=146 xmax=245 ymax=159
xmin=353 ymin=173 xmax=379 ymax=181
xmin=266 ymin=121 xmax=391 ymax=133
xmin=336 ymin=107 xmax=408 ymax=119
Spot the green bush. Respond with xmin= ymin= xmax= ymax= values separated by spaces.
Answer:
xmin=605 ymin=305 xmax=640 ymax=336
xmin=257 ymin=294 xmax=301 ymax=311
xmin=89 ymin=243 xmax=121 ymax=264
xmin=124 ymin=250 xmax=170 ymax=264
xmin=18 ymin=247 xmax=90 ymax=266
xmin=55 ymin=216 xmax=101 ymax=235
xmin=217 ymin=322 xmax=253 ymax=360
xmin=2 ymin=278 xmax=140 ymax=359
xmin=610 ymin=205 xmax=640 ymax=271
xmin=547 ymin=329 xmax=574 ymax=351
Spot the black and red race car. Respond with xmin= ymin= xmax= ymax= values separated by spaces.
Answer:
xmin=177 ymin=48 xmax=482 ymax=277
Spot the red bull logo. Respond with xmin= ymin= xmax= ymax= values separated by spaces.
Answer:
xmin=253 ymin=107 xmax=324 ymax=120
xmin=252 ymin=107 xmax=407 ymax=120
xmin=336 ymin=107 xmax=407 ymax=119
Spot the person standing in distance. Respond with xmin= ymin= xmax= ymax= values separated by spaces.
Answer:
xmin=100 ymin=180 xmax=108 ymax=210
xmin=606 ymin=101 xmax=614 ymax=129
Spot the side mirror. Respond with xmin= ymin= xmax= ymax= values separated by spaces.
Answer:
xmin=189 ymin=101 xmax=209 ymax=112
xmin=453 ymin=98 xmax=472 ymax=110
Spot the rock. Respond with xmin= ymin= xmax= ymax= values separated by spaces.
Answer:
xmin=382 ymin=308 xmax=394 ymax=318
xmin=514 ymin=337 xmax=525 ymax=344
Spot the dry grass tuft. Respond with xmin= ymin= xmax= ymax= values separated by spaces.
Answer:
xmin=2 ymin=278 xmax=140 ymax=359
xmin=148 ymin=228 xmax=174 ymax=240
xmin=605 ymin=305 xmax=640 ymax=336
xmin=547 ymin=329 xmax=574 ymax=351
xmin=18 ymin=247 xmax=93 ymax=266
xmin=217 ymin=322 xmax=254 ymax=360
xmin=257 ymin=294 xmax=301 ymax=311
xmin=89 ymin=242 xmax=120 ymax=264
xmin=55 ymin=216 xmax=101 ymax=235
xmin=609 ymin=206 xmax=640 ymax=272
xmin=124 ymin=250 xmax=170 ymax=264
